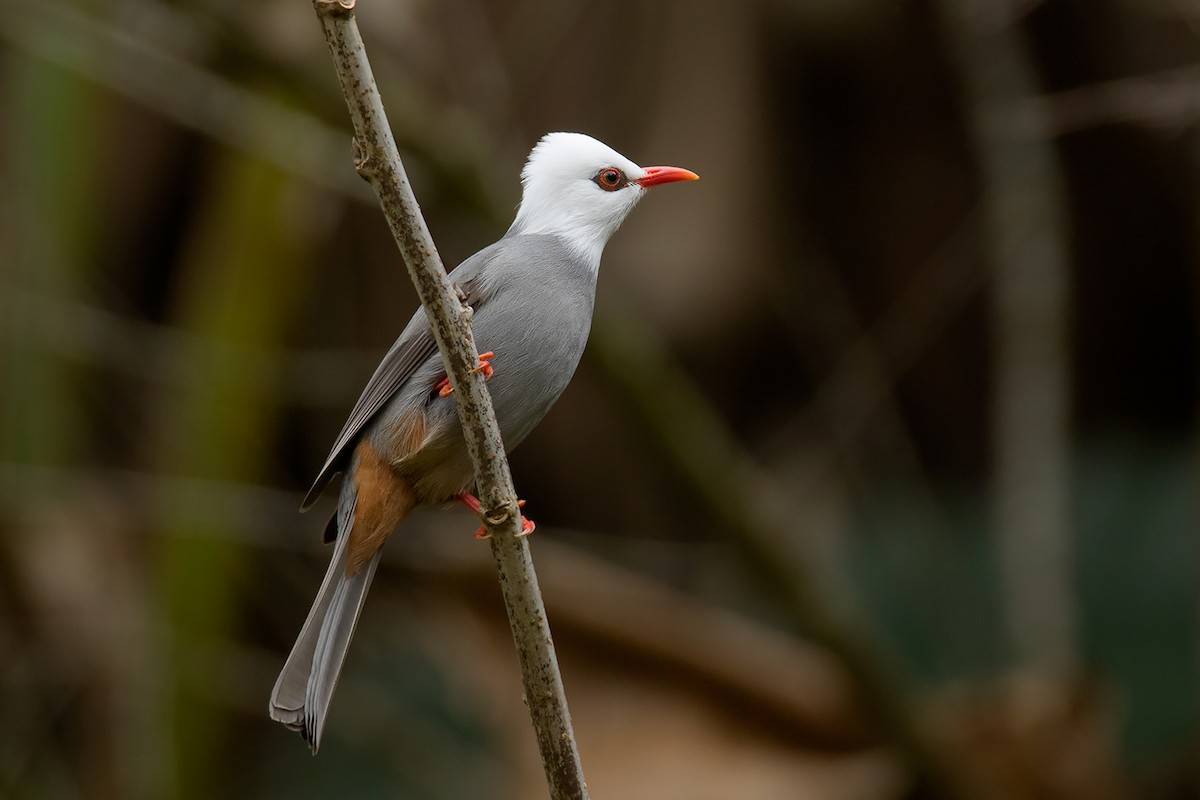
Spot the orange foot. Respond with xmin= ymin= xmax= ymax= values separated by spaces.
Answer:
xmin=434 ymin=351 xmax=495 ymax=397
xmin=457 ymin=493 xmax=535 ymax=539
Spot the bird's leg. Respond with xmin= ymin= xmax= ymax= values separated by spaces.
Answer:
xmin=456 ymin=492 xmax=535 ymax=539
xmin=434 ymin=351 xmax=495 ymax=397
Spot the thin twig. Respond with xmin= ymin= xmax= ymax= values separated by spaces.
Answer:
xmin=988 ymin=64 xmax=1200 ymax=139
xmin=589 ymin=314 xmax=971 ymax=799
xmin=0 ymin=458 xmax=870 ymax=747
xmin=939 ymin=0 xmax=1077 ymax=671
xmin=310 ymin=1 xmax=587 ymax=797
xmin=0 ymin=285 xmax=381 ymax=407
xmin=0 ymin=0 xmax=369 ymax=199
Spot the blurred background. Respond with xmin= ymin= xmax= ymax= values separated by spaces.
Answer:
xmin=2 ymin=0 xmax=1198 ymax=797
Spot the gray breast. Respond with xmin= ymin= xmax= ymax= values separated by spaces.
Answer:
xmin=408 ymin=234 xmax=598 ymax=461
xmin=467 ymin=234 xmax=598 ymax=449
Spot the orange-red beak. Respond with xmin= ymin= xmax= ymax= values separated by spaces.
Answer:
xmin=636 ymin=166 xmax=700 ymax=188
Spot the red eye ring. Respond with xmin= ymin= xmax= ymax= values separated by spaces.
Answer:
xmin=594 ymin=167 xmax=625 ymax=191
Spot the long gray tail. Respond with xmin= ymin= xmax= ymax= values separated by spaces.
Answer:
xmin=269 ymin=490 xmax=381 ymax=753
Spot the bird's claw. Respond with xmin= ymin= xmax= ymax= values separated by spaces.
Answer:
xmin=460 ymin=493 xmax=533 ymax=539
xmin=434 ymin=351 xmax=495 ymax=397
xmin=474 ymin=514 xmax=535 ymax=539
xmin=469 ymin=351 xmax=494 ymax=379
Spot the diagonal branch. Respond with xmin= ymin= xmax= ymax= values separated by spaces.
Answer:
xmin=589 ymin=313 xmax=971 ymax=800
xmin=310 ymin=1 xmax=588 ymax=797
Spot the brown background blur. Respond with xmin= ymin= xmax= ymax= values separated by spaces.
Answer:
xmin=2 ymin=1 xmax=1198 ymax=798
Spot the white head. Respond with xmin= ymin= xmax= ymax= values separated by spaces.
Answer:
xmin=506 ymin=132 xmax=698 ymax=268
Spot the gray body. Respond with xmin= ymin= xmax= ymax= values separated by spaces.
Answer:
xmin=362 ymin=233 xmax=595 ymax=504
xmin=270 ymin=233 xmax=596 ymax=748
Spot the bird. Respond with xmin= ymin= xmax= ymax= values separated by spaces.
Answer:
xmin=269 ymin=132 xmax=698 ymax=751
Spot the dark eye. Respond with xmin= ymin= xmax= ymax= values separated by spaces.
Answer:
xmin=594 ymin=167 xmax=625 ymax=191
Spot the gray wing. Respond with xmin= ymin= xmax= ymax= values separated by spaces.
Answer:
xmin=300 ymin=252 xmax=493 ymax=511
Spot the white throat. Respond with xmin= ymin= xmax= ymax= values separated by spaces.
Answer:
xmin=506 ymin=190 xmax=645 ymax=269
